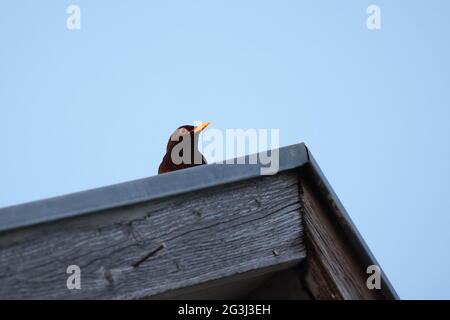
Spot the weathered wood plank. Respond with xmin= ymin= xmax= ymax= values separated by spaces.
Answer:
xmin=0 ymin=171 xmax=305 ymax=299
xmin=300 ymin=179 xmax=384 ymax=299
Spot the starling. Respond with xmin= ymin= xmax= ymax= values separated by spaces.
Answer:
xmin=158 ymin=122 xmax=210 ymax=174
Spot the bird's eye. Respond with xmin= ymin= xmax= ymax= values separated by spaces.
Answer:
xmin=179 ymin=128 xmax=188 ymax=135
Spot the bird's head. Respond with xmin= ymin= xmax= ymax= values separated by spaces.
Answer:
xmin=166 ymin=122 xmax=210 ymax=152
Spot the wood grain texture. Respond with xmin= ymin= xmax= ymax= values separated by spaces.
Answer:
xmin=300 ymin=180 xmax=383 ymax=300
xmin=0 ymin=171 xmax=305 ymax=299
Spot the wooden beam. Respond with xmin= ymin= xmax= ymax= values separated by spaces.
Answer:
xmin=300 ymin=176 xmax=393 ymax=299
xmin=0 ymin=171 xmax=305 ymax=299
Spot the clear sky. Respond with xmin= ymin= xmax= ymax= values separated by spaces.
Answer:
xmin=1 ymin=1 xmax=449 ymax=299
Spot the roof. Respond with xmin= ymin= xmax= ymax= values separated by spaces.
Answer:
xmin=0 ymin=142 xmax=398 ymax=299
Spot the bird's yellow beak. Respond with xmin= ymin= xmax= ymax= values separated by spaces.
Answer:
xmin=193 ymin=121 xmax=210 ymax=133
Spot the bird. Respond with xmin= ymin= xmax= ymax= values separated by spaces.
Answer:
xmin=158 ymin=122 xmax=210 ymax=174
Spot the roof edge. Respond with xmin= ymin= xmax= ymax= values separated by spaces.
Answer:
xmin=302 ymin=145 xmax=399 ymax=299
xmin=0 ymin=142 xmax=398 ymax=299
xmin=0 ymin=143 xmax=308 ymax=233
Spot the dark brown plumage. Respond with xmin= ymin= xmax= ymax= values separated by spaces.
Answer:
xmin=158 ymin=122 xmax=210 ymax=174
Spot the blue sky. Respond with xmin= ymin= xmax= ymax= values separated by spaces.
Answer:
xmin=1 ymin=1 xmax=449 ymax=299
